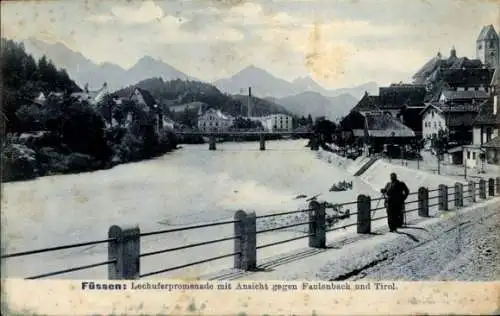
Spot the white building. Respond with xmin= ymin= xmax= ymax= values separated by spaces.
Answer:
xmin=463 ymin=68 xmax=500 ymax=168
xmin=198 ymin=108 xmax=234 ymax=132
xmin=71 ymin=83 xmax=109 ymax=105
xmin=259 ymin=114 xmax=293 ymax=132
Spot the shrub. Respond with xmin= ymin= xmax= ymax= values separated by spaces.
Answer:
xmin=1 ymin=143 xmax=39 ymax=182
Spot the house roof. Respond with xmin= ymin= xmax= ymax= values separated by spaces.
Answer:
xmin=379 ymin=85 xmax=427 ymax=108
xmin=482 ymin=136 xmax=500 ymax=148
xmin=449 ymin=57 xmax=483 ymax=70
xmin=420 ymin=102 xmax=480 ymax=116
xmin=131 ymin=88 xmax=158 ymax=108
xmin=364 ymin=112 xmax=415 ymax=137
xmin=477 ymin=25 xmax=499 ymax=41
xmin=352 ymin=93 xmax=380 ymax=112
xmin=473 ymin=99 xmax=500 ymax=125
xmin=447 ymin=112 xmax=478 ymax=127
xmin=441 ymin=89 xmax=489 ymax=101
xmin=441 ymin=68 xmax=494 ymax=88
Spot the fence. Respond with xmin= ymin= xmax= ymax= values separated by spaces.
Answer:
xmin=2 ymin=177 xmax=499 ymax=280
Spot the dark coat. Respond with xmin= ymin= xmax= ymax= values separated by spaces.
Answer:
xmin=383 ymin=180 xmax=410 ymax=207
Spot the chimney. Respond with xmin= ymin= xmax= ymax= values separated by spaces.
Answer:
xmin=247 ymin=87 xmax=252 ymax=117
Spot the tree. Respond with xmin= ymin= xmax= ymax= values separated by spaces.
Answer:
xmin=431 ymin=129 xmax=448 ymax=174
xmin=313 ymin=118 xmax=337 ymax=144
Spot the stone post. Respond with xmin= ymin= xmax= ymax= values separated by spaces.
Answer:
xmin=418 ymin=187 xmax=429 ymax=217
xmin=234 ymin=210 xmax=257 ymax=271
xmin=108 ymin=225 xmax=140 ymax=280
xmin=479 ymin=179 xmax=487 ymax=199
xmin=454 ymin=182 xmax=463 ymax=208
xmin=357 ymin=195 xmax=371 ymax=234
xmin=496 ymin=177 xmax=500 ymax=196
xmin=438 ymin=184 xmax=448 ymax=211
xmin=259 ymin=134 xmax=266 ymax=151
xmin=209 ymin=136 xmax=216 ymax=150
xmin=488 ymin=178 xmax=495 ymax=197
xmin=468 ymin=181 xmax=476 ymax=203
xmin=308 ymin=201 xmax=326 ymax=248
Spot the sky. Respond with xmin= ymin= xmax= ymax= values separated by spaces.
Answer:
xmin=1 ymin=0 xmax=499 ymax=89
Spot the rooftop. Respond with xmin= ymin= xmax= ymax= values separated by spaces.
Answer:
xmin=474 ymin=99 xmax=500 ymax=126
xmin=364 ymin=112 xmax=415 ymax=137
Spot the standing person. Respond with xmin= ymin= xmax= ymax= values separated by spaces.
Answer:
xmin=380 ymin=172 xmax=410 ymax=232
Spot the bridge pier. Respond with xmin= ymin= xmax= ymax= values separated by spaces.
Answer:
xmin=209 ymin=136 xmax=216 ymax=150
xmin=259 ymin=134 xmax=265 ymax=151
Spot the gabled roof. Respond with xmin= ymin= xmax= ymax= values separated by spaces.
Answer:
xmin=473 ymin=99 xmax=500 ymax=125
xmin=441 ymin=68 xmax=494 ymax=88
xmin=477 ymin=25 xmax=499 ymax=41
xmin=352 ymin=92 xmax=380 ymax=112
xmin=364 ymin=112 xmax=415 ymax=137
xmin=450 ymin=57 xmax=483 ymax=69
xmin=131 ymin=88 xmax=158 ymax=108
xmin=441 ymin=89 xmax=489 ymax=101
xmin=379 ymin=85 xmax=428 ymax=108
xmin=420 ymin=102 xmax=481 ymax=116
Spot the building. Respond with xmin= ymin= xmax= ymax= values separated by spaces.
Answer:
xmin=259 ymin=114 xmax=293 ymax=132
xmin=71 ymin=83 xmax=109 ymax=105
xmin=476 ymin=24 xmax=500 ymax=69
xmin=339 ymin=110 xmax=415 ymax=154
xmin=349 ymin=84 xmax=427 ymax=137
xmin=197 ymin=108 xmax=234 ymax=132
xmin=125 ymin=88 xmax=163 ymax=133
xmin=420 ymin=103 xmax=479 ymax=144
xmin=463 ymin=68 xmax=500 ymax=167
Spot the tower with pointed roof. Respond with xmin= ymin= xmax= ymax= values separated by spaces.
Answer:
xmin=476 ymin=25 xmax=499 ymax=69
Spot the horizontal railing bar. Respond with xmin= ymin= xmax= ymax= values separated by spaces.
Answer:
xmin=1 ymin=238 xmax=116 ymax=259
xmin=256 ymin=208 xmax=312 ymax=219
xmin=256 ymin=233 xmax=314 ymax=250
xmin=403 ymin=208 xmax=419 ymax=214
xmin=429 ymin=196 xmax=440 ymax=200
xmin=25 ymin=259 xmax=116 ymax=280
xmin=408 ymin=191 xmax=419 ymax=196
xmin=371 ymin=215 xmax=388 ymax=221
xmin=139 ymin=220 xmax=239 ymax=237
xmin=335 ymin=200 xmax=359 ymax=207
xmin=326 ymin=221 xmax=358 ymax=232
xmin=256 ymin=221 xmax=312 ymax=234
xmin=140 ymin=236 xmax=240 ymax=258
xmin=139 ymin=252 xmax=239 ymax=278
xmin=428 ymin=188 xmax=440 ymax=193
xmin=405 ymin=200 xmax=419 ymax=205
xmin=371 ymin=207 xmax=386 ymax=212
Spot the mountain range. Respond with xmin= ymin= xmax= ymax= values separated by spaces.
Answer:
xmin=19 ymin=37 xmax=378 ymax=119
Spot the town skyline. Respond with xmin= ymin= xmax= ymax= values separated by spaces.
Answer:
xmin=2 ymin=0 xmax=499 ymax=89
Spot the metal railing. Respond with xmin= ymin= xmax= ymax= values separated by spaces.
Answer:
xmin=2 ymin=177 xmax=499 ymax=280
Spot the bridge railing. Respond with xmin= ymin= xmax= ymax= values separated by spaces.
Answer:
xmin=2 ymin=177 xmax=499 ymax=279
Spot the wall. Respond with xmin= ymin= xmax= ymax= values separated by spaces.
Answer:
xmin=262 ymin=114 xmax=293 ymax=132
xmin=198 ymin=111 xmax=233 ymax=132
xmin=472 ymin=127 xmax=482 ymax=145
xmin=422 ymin=109 xmax=447 ymax=139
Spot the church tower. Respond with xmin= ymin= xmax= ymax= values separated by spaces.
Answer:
xmin=476 ymin=25 xmax=500 ymax=69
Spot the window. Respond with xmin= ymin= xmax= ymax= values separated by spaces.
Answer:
xmin=489 ymin=41 xmax=494 ymax=49
xmin=467 ymin=151 xmax=471 ymax=159
xmin=478 ymin=43 xmax=482 ymax=50
xmin=433 ymin=122 xmax=437 ymax=128
xmin=473 ymin=152 xmax=476 ymax=160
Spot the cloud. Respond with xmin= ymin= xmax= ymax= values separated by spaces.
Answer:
xmin=87 ymin=1 xmax=164 ymax=25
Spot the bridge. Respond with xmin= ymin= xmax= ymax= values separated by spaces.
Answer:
xmin=173 ymin=129 xmax=318 ymax=151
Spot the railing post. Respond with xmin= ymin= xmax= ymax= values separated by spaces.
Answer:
xmin=234 ymin=210 xmax=256 ymax=271
xmin=454 ymin=182 xmax=463 ymax=208
xmin=308 ymin=201 xmax=326 ymax=248
xmin=479 ymin=179 xmax=487 ymax=199
xmin=438 ymin=184 xmax=448 ymax=211
xmin=108 ymin=225 xmax=140 ymax=280
xmin=357 ymin=195 xmax=371 ymax=234
xmin=259 ymin=134 xmax=266 ymax=151
xmin=488 ymin=178 xmax=495 ymax=197
xmin=468 ymin=181 xmax=476 ymax=203
xmin=418 ymin=187 xmax=429 ymax=217
xmin=209 ymin=136 xmax=216 ymax=150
